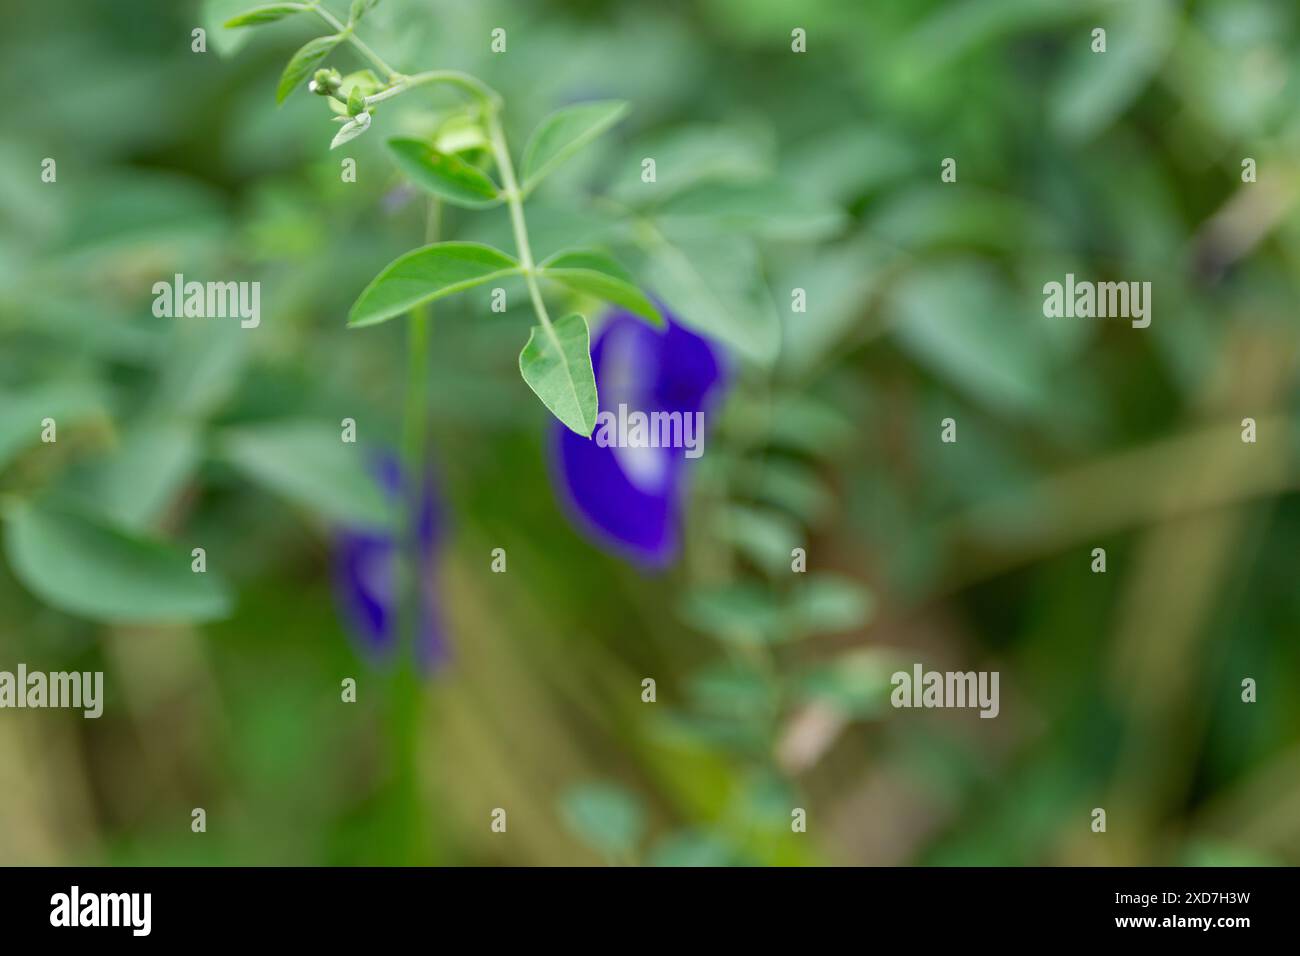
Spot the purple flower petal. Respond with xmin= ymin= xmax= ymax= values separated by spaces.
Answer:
xmin=333 ymin=453 xmax=447 ymax=668
xmin=551 ymin=309 xmax=725 ymax=567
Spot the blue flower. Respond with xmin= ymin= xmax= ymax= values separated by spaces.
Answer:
xmin=332 ymin=454 xmax=446 ymax=668
xmin=550 ymin=309 xmax=725 ymax=567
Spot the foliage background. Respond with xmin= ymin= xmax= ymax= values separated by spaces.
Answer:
xmin=0 ymin=0 xmax=1298 ymax=865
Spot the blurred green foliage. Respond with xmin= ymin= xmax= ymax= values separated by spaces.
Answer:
xmin=0 ymin=0 xmax=1298 ymax=866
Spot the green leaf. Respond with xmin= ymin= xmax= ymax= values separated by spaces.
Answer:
xmin=646 ymin=237 xmax=780 ymax=365
xmin=1049 ymin=0 xmax=1173 ymax=142
xmin=740 ymin=460 xmax=833 ymax=525
xmin=69 ymin=423 xmax=201 ymax=531
xmin=327 ymin=70 xmax=383 ymax=116
xmin=224 ymin=3 xmax=308 ymax=27
xmin=348 ymin=0 xmax=379 ymax=23
xmin=653 ymin=180 xmax=846 ymax=241
xmin=3 ymin=501 xmax=231 ymax=623
xmin=330 ymin=113 xmax=372 ymax=150
xmin=277 ymin=34 xmax=343 ymax=103
xmin=348 ymin=242 xmax=521 ymax=328
xmin=539 ymin=248 xmax=661 ymax=326
xmin=0 ymin=383 xmax=105 ymax=473
xmin=520 ymin=100 xmax=629 ymax=194
xmin=386 ymin=138 xmax=502 ymax=208
xmin=786 ymin=574 xmax=874 ymax=638
xmin=680 ymin=583 xmax=783 ymax=645
xmin=888 ymin=261 xmax=1053 ymax=419
xmin=686 ymin=666 xmax=772 ymax=718
xmin=559 ymin=783 xmax=646 ymax=858
xmin=766 ymin=393 xmax=856 ymax=455
xmin=610 ymin=124 xmax=772 ymax=205
xmin=217 ymin=422 xmax=394 ymax=528
xmin=717 ymin=504 xmax=802 ymax=575
xmin=518 ymin=313 xmax=598 ymax=436
xmin=796 ymin=649 xmax=899 ymax=718
xmin=648 ymin=831 xmax=737 ymax=867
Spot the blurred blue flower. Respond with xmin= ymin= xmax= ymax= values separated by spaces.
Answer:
xmin=333 ymin=454 xmax=446 ymax=668
xmin=550 ymin=309 xmax=725 ymax=568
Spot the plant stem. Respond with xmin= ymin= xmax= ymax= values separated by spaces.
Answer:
xmin=365 ymin=71 xmax=502 ymax=109
xmin=311 ymin=2 xmax=399 ymax=80
xmin=385 ymin=198 xmax=440 ymax=864
xmin=486 ymin=110 xmax=557 ymax=342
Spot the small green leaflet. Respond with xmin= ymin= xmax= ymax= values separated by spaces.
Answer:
xmin=349 ymin=242 xmax=521 ymax=328
xmin=681 ymin=574 xmax=873 ymax=644
xmin=786 ymin=574 xmax=874 ymax=638
xmin=680 ymin=583 xmax=783 ymax=645
xmin=386 ymin=138 xmax=502 ymax=208
xmin=277 ymin=34 xmax=343 ymax=103
xmin=520 ymin=100 xmax=629 ymax=195
xmin=539 ymin=248 xmax=661 ymax=326
xmin=559 ymin=783 xmax=646 ymax=858
xmin=330 ymin=114 xmax=371 ymax=150
xmin=518 ymin=313 xmax=598 ymax=436
xmin=224 ymin=3 xmax=309 ymax=28
xmin=716 ymin=504 xmax=801 ymax=574
xmin=2 ymin=501 xmax=232 ymax=623
xmin=348 ymin=0 xmax=380 ymax=24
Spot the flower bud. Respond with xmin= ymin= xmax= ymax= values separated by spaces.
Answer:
xmin=346 ymin=86 xmax=367 ymax=116
xmin=312 ymin=68 xmax=342 ymax=95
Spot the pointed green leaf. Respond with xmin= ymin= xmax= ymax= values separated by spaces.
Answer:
xmin=540 ymin=248 xmax=661 ymax=326
xmin=330 ymin=113 xmax=372 ymax=150
xmin=277 ymin=34 xmax=343 ymax=103
xmin=3 ymin=501 xmax=232 ymax=623
xmin=386 ymin=138 xmax=502 ymax=208
xmin=521 ymin=100 xmax=629 ymax=194
xmin=348 ymin=242 xmax=521 ymax=328
xmin=518 ymin=313 xmax=598 ymax=436
xmin=224 ymin=3 xmax=309 ymax=27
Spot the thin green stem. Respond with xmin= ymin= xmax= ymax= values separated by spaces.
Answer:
xmin=365 ymin=70 xmax=501 ymax=109
xmin=310 ymin=2 xmax=399 ymax=80
xmin=399 ymin=197 xmax=440 ymax=652
xmin=384 ymin=197 xmax=440 ymax=864
xmin=486 ymin=110 xmax=557 ymax=341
